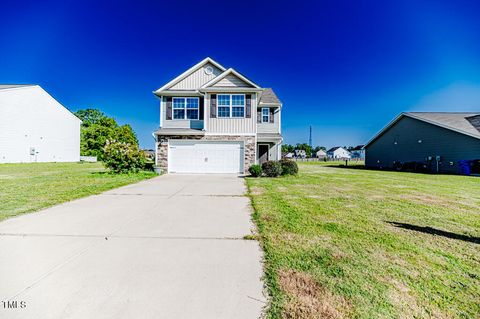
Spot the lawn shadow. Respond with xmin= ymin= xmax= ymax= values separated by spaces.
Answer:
xmin=387 ymin=221 xmax=480 ymax=244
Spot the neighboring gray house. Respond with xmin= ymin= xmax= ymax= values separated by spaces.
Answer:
xmin=364 ymin=112 xmax=480 ymax=173
xmin=327 ymin=147 xmax=351 ymax=159
xmin=350 ymin=145 xmax=365 ymax=159
xmin=153 ymin=57 xmax=282 ymax=173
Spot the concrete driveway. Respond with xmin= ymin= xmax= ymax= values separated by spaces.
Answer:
xmin=0 ymin=175 xmax=265 ymax=319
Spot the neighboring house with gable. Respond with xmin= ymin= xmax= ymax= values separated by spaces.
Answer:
xmin=153 ymin=57 xmax=283 ymax=173
xmin=350 ymin=145 xmax=365 ymax=159
xmin=364 ymin=112 xmax=480 ymax=173
xmin=327 ymin=147 xmax=351 ymax=159
xmin=0 ymin=85 xmax=81 ymax=163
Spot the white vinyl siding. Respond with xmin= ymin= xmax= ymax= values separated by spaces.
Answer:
xmin=169 ymin=63 xmax=223 ymax=90
xmin=257 ymin=108 xmax=280 ymax=133
xmin=212 ymin=74 xmax=253 ymax=87
xmin=205 ymin=93 xmax=257 ymax=134
xmin=161 ymin=96 xmax=204 ymax=129
xmin=0 ymin=86 xmax=80 ymax=163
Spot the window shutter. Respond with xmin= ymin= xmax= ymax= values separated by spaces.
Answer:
xmin=166 ymin=97 xmax=172 ymax=120
xmin=245 ymin=94 xmax=251 ymax=118
xmin=257 ymin=108 xmax=261 ymax=123
xmin=269 ymin=108 xmax=274 ymax=123
xmin=199 ymin=98 xmax=204 ymax=120
xmin=210 ymin=94 xmax=217 ymax=118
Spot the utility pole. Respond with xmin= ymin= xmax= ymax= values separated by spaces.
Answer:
xmin=309 ymin=125 xmax=312 ymax=149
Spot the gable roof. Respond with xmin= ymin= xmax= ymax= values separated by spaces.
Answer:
xmin=327 ymin=146 xmax=348 ymax=153
xmin=351 ymin=145 xmax=364 ymax=151
xmin=200 ymin=68 xmax=260 ymax=89
xmin=154 ymin=57 xmax=226 ymax=93
xmin=0 ymin=84 xmax=35 ymax=91
xmin=259 ymin=88 xmax=281 ymax=105
xmin=365 ymin=112 xmax=480 ymax=147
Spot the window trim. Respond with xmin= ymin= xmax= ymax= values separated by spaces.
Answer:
xmin=217 ymin=94 xmax=245 ymax=118
xmin=261 ymin=107 xmax=270 ymax=123
xmin=172 ymin=97 xmax=199 ymax=120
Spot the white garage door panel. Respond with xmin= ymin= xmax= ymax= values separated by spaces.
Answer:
xmin=169 ymin=141 xmax=243 ymax=173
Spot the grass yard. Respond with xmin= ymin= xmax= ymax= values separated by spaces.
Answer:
xmin=247 ymin=162 xmax=480 ymax=319
xmin=0 ymin=162 xmax=156 ymax=222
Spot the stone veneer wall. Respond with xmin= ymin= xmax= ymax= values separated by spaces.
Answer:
xmin=156 ymin=135 xmax=256 ymax=173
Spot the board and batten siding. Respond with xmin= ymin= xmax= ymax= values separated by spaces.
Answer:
xmin=169 ymin=63 xmax=223 ymax=90
xmin=204 ymin=93 xmax=257 ymax=134
xmin=0 ymin=86 xmax=80 ymax=163
xmin=212 ymin=74 xmax=252 ymax=87
xmin=365 ymin=116 xmax=480 ymax=173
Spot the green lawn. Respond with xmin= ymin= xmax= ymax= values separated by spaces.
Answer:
xmin=0 ymin=162 xmax=156 ymax=222
xmin=247 ymin=162 xmax=480 ymax=319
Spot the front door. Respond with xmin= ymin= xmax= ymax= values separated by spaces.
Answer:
xmin=258 ymin=144 xmax=269 ymax=164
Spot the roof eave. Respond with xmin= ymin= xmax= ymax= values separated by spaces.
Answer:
xmin=154 ymin=57 xmax=226 ymax=93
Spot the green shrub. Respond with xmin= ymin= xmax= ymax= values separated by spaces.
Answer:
xmin=248 ymin=164 xmax=263 ymax=177
xmin=261 ymin=161 xmax=282 ymax=177
xmin=280 ymin=159 xmax=298 ymax=175
xmin=103 ymin=140 xmax=146 ymax=173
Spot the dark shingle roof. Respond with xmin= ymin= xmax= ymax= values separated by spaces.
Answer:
xmin=365 ymin=112 xmax=480 ymax=147
xmin=259 ymin=88 xmax=281 ymax=104
xmin=0 ymin=84 xmax=34 ymax=90
xmin=405 ymin=112 xmax=480 ymax=138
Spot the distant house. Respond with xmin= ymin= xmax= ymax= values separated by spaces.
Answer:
xmin=284 ymin=152 xmax=294 ymax=159
xmin=316 ymin=149 xmax=327 ymax=158
xmin=364 ymin=112 xmax=480 ymax=174
xmin=327 ymin=147 xmax=351 ymax=159
xmin=350 ymin=145 xmax=365 ymax=159
xmin=0 ymin=85 xmax=81 ymax=163
xmin=294 ymin=149 xmax=306 ymax=158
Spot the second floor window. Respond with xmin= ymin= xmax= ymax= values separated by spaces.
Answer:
xmin=218 ymin=94 xmax=245 ymax=118
xmin=262 ymin=107 xmax=270 ymax=123
xmin=173 ymin=97 xmax=199 ymax=120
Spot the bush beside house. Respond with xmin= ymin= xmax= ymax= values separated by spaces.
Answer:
xmin=103 ymin=140 xmax=146 ymax=173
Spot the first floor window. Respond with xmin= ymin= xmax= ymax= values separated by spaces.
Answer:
xmin=262 ymin=107 xmax=270 ymax=123
xmin=217 ymin=94 xmax=245 ymax=118
xmin=172 ymin=97 xmax=199 ymax=120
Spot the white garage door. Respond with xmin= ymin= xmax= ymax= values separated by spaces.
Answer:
xmin=168 ymin=140 xmax=244 ymax=173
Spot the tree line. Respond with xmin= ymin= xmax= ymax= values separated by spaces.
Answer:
xmin=281 ymin=144 xmax=326 ymax=158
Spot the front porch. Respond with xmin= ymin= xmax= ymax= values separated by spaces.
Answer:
xmin=256 ymin=133 xmax=282 ymax=164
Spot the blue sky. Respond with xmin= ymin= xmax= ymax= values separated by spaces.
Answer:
xmin=1 ymin=0 xmax=480 ymax=148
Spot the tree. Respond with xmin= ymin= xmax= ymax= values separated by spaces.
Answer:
xmin=295 ymin=143 xmax=312 ymax=157
xmin=74 ymin=108 xmax=106 ymax=126
xmin=74 ymin=109 xmax=139 ymax=160
xmin=281 ymin=144 xmax=295 ymax=153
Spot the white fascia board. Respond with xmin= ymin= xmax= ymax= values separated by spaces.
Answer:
xmin=154 ymin=57 xmax=226 ymax=93
xmin=199 ymin=87 xmax=263 ymax=93
xmin=200 ymin=68 xmax=261 ymax=89
xmin=154 ymin=90 xmax=203 ymax=97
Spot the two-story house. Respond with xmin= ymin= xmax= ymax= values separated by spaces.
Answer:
xmin=153 ymin=57 xmax=282 ymax=174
